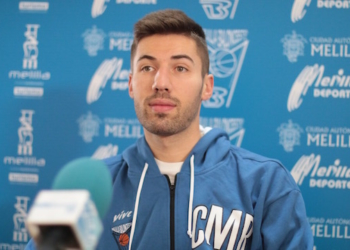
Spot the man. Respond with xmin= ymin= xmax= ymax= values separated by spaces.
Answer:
xmin=26 ymin=9 xmax=313 ymax=250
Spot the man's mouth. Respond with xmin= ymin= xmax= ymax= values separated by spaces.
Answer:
xmin=148 ymin=99 xmax=176 ymax=112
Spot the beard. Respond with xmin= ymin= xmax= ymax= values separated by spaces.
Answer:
xmin=134 ymin=91 xmax=202 ymax=137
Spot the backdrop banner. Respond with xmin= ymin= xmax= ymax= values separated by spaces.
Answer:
xmin=1 ymin=1 xmax=349 ymax=249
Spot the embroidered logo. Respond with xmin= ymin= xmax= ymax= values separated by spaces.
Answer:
xmin=119 ymin=233 xmax=129 ymax=246
xmin=112 ymin=222 xmax=132 ymax=249
xmin=113 ymin=210 xmax=132 ymax=222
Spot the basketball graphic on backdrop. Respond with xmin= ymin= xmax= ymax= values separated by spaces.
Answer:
xmin=209 ymin=49 xmax=237 ymax=78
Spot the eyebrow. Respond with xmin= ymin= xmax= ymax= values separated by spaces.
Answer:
xmin=137 ymin=54 xmax=194 ymax=64
xmin=137 ymin=55 xmax=156 ymax=62
xmin=171 ymin=54 xmax=194 ymax=64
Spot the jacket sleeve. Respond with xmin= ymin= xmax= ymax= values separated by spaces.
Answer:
xmin=261 ymin=189 xmax=314 ymax=249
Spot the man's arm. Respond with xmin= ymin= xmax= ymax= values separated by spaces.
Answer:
xmin=261 ymin=189 xmax=314 ymax=249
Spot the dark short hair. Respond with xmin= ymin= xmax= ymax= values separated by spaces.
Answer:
xmin=131 ymin=9 xmax=209 ymax=77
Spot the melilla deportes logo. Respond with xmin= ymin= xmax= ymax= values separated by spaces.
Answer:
xmin=291 ymin=154 xmax=350 ymax=189
xmin=287 ymin=65 xmax=350 ymax=112
xmin=291 ymin=0 xmax=350 ymax=23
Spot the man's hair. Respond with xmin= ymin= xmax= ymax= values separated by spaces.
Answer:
xmin=131 ymin=9 xmax=209 ymax=77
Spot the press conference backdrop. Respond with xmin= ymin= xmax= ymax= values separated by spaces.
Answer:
xmin=1 ymin=0 xmax=349 ymax=249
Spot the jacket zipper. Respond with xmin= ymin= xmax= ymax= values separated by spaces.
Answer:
xmin=166 ymin=175 xmax=176 ymax=250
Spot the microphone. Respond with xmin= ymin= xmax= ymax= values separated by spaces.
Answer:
xmin=26 ymin=157 xmax=113 ymax=250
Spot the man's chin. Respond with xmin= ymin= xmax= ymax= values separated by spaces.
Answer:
xmin=143 ymin=120 xmax=180 ymax=137
xmin=145 ymin=127 xmax=177 ymax=137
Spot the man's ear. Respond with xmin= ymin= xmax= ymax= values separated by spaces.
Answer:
xmin=128 ymin=73 xmax=134 ymax=99
xmin=201 ymin=74 xmax=214 ymax=101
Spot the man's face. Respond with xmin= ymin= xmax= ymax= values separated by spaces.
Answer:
xmin=129 ymin=34 xmax=213 ymax=137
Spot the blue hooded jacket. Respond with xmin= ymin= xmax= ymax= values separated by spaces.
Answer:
xmin=25 ymin=128 xmax=313 ymax=249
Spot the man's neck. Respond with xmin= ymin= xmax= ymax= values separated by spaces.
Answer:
xmin=144 ymin=123 xmax=201 ymax=162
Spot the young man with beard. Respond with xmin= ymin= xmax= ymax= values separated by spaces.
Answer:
xmin=26 ymin=9 xmax=313 ymax=250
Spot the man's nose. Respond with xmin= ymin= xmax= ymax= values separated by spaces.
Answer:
xmin=152 ymin=67 xmax=171 ymax=92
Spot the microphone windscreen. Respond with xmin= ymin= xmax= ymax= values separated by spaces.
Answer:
xmin=52 ymin=157 xmax=112 ymax=219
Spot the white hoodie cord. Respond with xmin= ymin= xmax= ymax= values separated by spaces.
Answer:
xmin=187 ymin=155 xmax=195 ymax=239
xmin=129 ymin=163 xmax=148 ymax=250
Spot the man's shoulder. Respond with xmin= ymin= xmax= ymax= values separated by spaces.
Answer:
xmin=103 ymin=154 xmax=124 ymax=167
xmin=230 ymin=145 xmax=282 ymax=166
xmin=229 ymin=146 xmax=297 ymax=187
xmin=102 ymin=154 xmax=125 ymax=179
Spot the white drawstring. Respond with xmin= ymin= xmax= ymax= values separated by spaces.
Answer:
xmin=187 ymin=155 xmax=195 ymax=239
xmin=129 ymin=163 xmax=148 ymax=250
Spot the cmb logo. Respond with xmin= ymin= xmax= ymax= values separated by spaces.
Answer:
xmin=13 ymin=196 xmax=30 ymax=242
xmin=203 ymin=29 xmax=248 ymax=108
xmin=200 ymin=0 xmax=239 ymax=20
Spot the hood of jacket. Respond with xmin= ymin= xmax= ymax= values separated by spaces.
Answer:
xmin=122 ymin=127 xmax=231 ymax=176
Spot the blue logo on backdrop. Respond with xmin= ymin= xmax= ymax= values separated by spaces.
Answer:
xmin=13 ymin=196 xmax=30 ymax=242
xmin=308 ymin=217 xmax=350 ymax=241
xmin=82 ymin=26 xmax=106 ymax=57
xmin=277 ymin=120 xmax=303 ymax=152
xmin=287 ymin=65 xmax=350 ymax=112
xmin=310 ymin=36 xmax=350 ymax=58
xmin=291 ymin=0 xmax=311 ymax=23
xmin=82 ymin=28 xmax=133 ymax=56
xmin=199 ymin=0 xmax=239 ymax=20
xmin=23 ymin=24 xmax=39 ymax=70
xmin=8 ymin=24 xmax=51 ymax=99
xmin=306 ymin=126 xmax=350 ymax=148
xmin=276 ymin=123 xmax=350 ymax=150
xmin=291 ymin=154 xmax=350 ymax=190
xmin=17 ymin=110 xmax=35 ymax=156
xmin=104 ymin=118 xmax=143 ymax=139
xmin=77 ymin=115 xmax=143 ymax=142
xmin=281 ymin=34 xmax=350 ymax=60
xmin=4 ymin=110 xmax=44 ymax=184
xmin=317 ymin=0 xmax=350 ymax=9
xmin=91 ymin=0 xmax=157 ymax=18
xmin=291 ymin=0 xmax=350 ymax=23
xmin=19 ymin=1 xmax=49 ymax=13
xmin=281 ymin=31 xmax=307 ymax=63
xmin=86 ymin=57 xmax=130 ymax=104
xmin=92 ymin=144 xmax=119 ymax=159
xmin=203 ymin=29 xmax=249 ymax=108
xmin=109 ymin=31 xmax=133 ymax=51
xmin=77 ymin=112 xmax=101 ymax=143
xmin=200 ymin=117 xmax=245 ymax=147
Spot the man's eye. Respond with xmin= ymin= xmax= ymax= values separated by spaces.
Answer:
xmin=141 ymin=66 xmax=153 ymax=72
xmin=176 ymin=66 xmax=187 ymax=72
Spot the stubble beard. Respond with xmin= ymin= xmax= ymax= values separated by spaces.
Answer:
xmin=134 ymin=91 xmax=202 ymax=137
